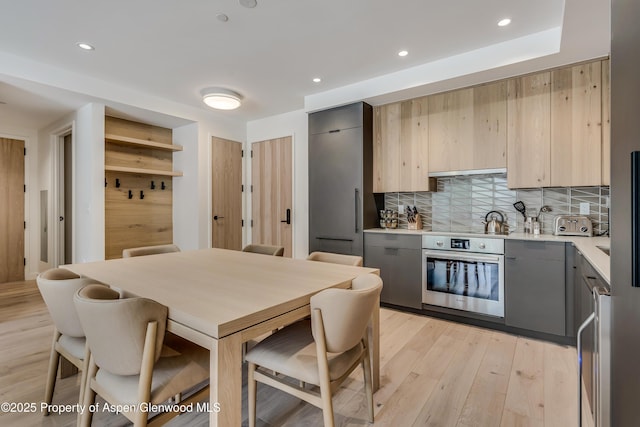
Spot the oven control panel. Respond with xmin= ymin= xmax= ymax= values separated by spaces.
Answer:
xmin=422 ymin=235 xmax=504 ymax=255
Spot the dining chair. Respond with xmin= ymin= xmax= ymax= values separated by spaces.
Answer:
xmin=36 ymin=269 xmax=114 ymax=414
xmin=122 ymin=244 xmax=181 ymax=258
xmin=242 ymin=244 xmax=285 ymax=256
xmin=245 ymin=273 xmax=382 ymax=427
xmin=74 ymin=284 xmax=210 ymax=427
xmin=306 ymin=251 xmax=363 ymax=267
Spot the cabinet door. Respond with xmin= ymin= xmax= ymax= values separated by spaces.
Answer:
xmin=428 ymin=88 xmax=474 ymax=172
xmin=473 ymin=81 xmax=507 ymax=170
xmin=507 ymin=72 xmax=551 ymax=188
xmin=505 ymin=240 xmax=565 ymax=335
xmin=373 ymin=98 xmax=429 ymax=192
xmin=364 ymin=244 xmax=422 ymax=309
xmin=551 ymin=62 xmax=603 ymax=186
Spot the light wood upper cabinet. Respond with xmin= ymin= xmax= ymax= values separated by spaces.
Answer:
xmin=550 ymin=62 xmax=602 ymax=187
xmin=373 ymin=97 xmax=431 ymax=192
xmin=602 ymin=59 xmax=610 ymax=186
xmin=429 ymin=81 xmax=507 ymax=173
xmin=507 ymin=72 xmax=552 ymax=188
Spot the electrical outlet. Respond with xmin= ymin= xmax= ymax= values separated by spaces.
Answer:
xmin=398 ymin=204 xmax=405 ymax=214
xmin=580 ymin=202 xmax=590 ymax=215
xmin=604 ymin=196 xmax=610 ymax=208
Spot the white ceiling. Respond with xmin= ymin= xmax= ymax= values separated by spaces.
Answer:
xmin=0 ymin=0 xmax=609 ymax=129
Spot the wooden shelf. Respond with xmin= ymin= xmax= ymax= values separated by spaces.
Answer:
xmin=105 ymin=134 xmax=183 ymax=152
xmin=105 ymin=165 xmax=183 ymax=177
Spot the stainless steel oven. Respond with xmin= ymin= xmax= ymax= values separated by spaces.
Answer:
xmin=422 ymin=235 xmax=504 ymax=318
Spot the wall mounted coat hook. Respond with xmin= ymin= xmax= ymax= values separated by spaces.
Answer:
xmin=150 ymin=180 xmax=155 ymax=190
xmin=128 ymin=190 xmax=133 ymax=199
xmin=116 ymin=178 xmax=121 ymax=188
xmin=140 ymin=190 xmax=145 ymax=200
xmin=161 ymin=181 xmax=166 ymax=190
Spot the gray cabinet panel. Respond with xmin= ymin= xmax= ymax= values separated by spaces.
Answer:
xmin=364 ymin=239 xmax=422 ymax=309
xmin=505 ymin=240 xmax=566 ymax=336
xmin=364 ymin=233 xmax=422 ymax=249
xmin=309 ymin=103 xmax=364 ymax=135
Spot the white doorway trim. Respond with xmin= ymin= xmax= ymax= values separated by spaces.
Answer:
xmin=49 ymin=121 xmax=75 ymax=267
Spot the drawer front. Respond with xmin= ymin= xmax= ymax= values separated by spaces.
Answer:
xmin=506 ymin=240 xmax=565 ymax=261
xmin=364 ymin=233 xmax=421 ymax=249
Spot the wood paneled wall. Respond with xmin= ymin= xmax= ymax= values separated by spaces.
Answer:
xmin=104 ymin=117 xmax=174 ymax=259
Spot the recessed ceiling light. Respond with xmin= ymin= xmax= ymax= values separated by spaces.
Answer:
xmin=313 ymin=78 xmax=321 ymax=83
xmin=201 ymin=87 xmax=242 ymax=110
xmin=76 ymin=42 xmax=95 ymax=51
xmin=498 ymin=18 xmax=511 ymax=27
xmin=239 ymin=0 xmax=257 ymax=8
xmin=398 ymin=50 xmax=408 ymax=57
xmin=217 ymin=13 xmax=229 ymax=22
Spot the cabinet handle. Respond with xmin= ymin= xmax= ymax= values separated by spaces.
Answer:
xmin=577 ymin=312 xmax=595 ymax=427
xmin=354 ymin=188 xmax=359 ymax=233
xmin=505 ymin=256 xmax=517 ymax=260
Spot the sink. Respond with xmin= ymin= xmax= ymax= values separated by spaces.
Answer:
xmin=597 ymin=246 xmax=610 ymax=256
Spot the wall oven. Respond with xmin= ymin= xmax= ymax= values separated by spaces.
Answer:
xmin=422 ymin=235 xmax=505 ymax=318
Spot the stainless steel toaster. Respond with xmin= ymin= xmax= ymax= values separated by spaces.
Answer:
xmin=553 ymin=215 xmax=593 ymax=236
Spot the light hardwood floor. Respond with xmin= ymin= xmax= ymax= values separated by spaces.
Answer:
xmin=0 ymin=280 xmax=587 ymax=426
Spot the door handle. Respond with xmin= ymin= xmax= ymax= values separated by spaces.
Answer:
xmin=355 ymin=188 xmax=359 ymax=233
xmin=213 ymin=215 xmax=225 ymax=221
xmin=59 ymin=216 xmax=64 ymax=222
xmin=280 ymin=208 xmax=291 ymax=225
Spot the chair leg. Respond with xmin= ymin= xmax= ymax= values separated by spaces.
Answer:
xmin=362 ymin=356 xmax=374 ymax=423
xmin=248 ymin=362 xmax=257 ymax=427
xmin=79 ymin=355 xmax=97 ymax=427
xmin=78 ymin=345 xmax=90 ymax=408
xmin=318 ymin=373 xmax=335 ymax=427
xmin=44 ymin=331 xmax=62 ymax=415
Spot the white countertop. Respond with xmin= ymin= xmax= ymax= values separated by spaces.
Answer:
xmin=364 ymin=228 xmax=610 ymax=283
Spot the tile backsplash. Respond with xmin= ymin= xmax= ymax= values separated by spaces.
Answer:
xmin=384 ymin=173 xmax=609 ymax=236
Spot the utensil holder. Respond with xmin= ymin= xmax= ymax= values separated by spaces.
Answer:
xmin=407 ymin=214 xmax=422 ymax=230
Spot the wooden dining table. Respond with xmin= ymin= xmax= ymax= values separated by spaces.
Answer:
xmin=64 ymin=248 xmax=380 ymax=426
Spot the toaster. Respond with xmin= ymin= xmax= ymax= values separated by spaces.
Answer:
xmin=553 ymin=215 xmax=593 ymax=236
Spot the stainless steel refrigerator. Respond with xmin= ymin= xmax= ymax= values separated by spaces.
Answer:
xmin=308 ymin=102 xmax=377 ymax=257
xmin=610 ymin=0 xmax=640 ymax=425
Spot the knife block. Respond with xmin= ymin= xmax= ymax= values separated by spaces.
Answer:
xmin=407 ymin=214 xmax=422 ymax=230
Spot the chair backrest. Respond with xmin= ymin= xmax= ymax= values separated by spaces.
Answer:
xmin=36 ymin=268 xmax=96 ymax=338
xmin=74 ymin=285 xmax=167 ymax=376
xmin=310 ymin=274 xmax=382 ymax=353
xmin=242 ymin=244 xmax=285 ymax=256
xmin=306 ymin=251 xmax=363 ymax=267
xmin=122 ymin=244 xmax=180 ymax=258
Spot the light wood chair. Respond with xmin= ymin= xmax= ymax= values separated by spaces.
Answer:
xmin=122 ymin=244 xmax=181 ymax=258
xmin=245 ymin=274 xmax=382 ymax=427
xmin=36 ymin=269 xmax=114 ymax=414
xmin=242 ymin=244 xmax=285 ymax=256
xmin=306 ymin=251 xmax=363 ymax=267
xmin=74 ymin=284 xmax=210 ymax=427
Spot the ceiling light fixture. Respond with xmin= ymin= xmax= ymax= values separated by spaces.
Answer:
xmin=498 ymin=18 xmax=511 ymax=27
xmin=201 ymin=88 xmax=242 ymax=110
xmin=76 ymin=42 xmax=95 ymax=50
xmin=239 ymin=0 xmax=257 ymax=8
xmin=398 ymin=50 xmax=408 ymax=57
xmin=313 ymin=78 xmax=321 ymax=83
xmin=216 ymin=13 xmax=229 ymax=22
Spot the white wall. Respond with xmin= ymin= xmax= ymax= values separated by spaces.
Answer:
xmin=246 ymin=109 xmax=308 ymax=258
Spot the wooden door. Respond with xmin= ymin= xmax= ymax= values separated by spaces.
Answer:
xmin=251 ymin=137 xmax=292 ymax=257
xmin=211 ymin=136 xmax=243 ymax=250
xmin=507 ymin=72 xmax=552 ymax=188
xmin=551 ymin=61 xmax=602 ymax=186
xmin=0 ymin=138 xmax=25 ymax=283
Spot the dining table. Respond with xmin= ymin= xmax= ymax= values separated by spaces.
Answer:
xmin=63 ymin=248 xmax=380 ymax=426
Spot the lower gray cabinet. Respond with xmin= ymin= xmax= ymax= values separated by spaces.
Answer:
xmin=505 ymin=240 xmax=566 ymax=336
xmin=364 ymin=233 xmax=422 ymax=309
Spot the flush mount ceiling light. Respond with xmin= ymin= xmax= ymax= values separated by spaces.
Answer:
xmin=498 ymin=18 xmax=511 ymax=27
xmin=313 ymin=77 xmax=321 ymax=83
xmin=201 ymin=88 xmax=242 ymax=110
xmin=239 ymin=0 xmax=257 ymax=8
xmin=398 ymin=50 xmax=408 ymax=57
xmin=76 ymin=42 xmax=95 ymax=50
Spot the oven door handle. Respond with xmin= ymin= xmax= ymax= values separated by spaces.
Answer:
xmin=423 ymin=250 xmax=502 ymax=264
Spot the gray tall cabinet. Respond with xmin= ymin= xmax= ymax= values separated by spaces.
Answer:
xmin=308 ymin=102 xmax=376 ymax=256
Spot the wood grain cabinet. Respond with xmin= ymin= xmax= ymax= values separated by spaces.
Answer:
xmin=373 ymin=97 xmax=432 ymax=192
xmin=429 ymin=81 xmax=507 ymax=173
xmin=550 ymin=61 xmax=603 ymax=187
xmin=602 ymin=59 xmax=611 ymax=185
xmin=104 ymin=117 xmax=182 ymax=259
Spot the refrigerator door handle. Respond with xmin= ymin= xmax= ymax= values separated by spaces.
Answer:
xmin=355 ymin=188 xmax=359 ymax=233
xmin=632 ymin=151 xmax=640 ymax=286
xmin=577 ymin=312 xmax=596 ymax=427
